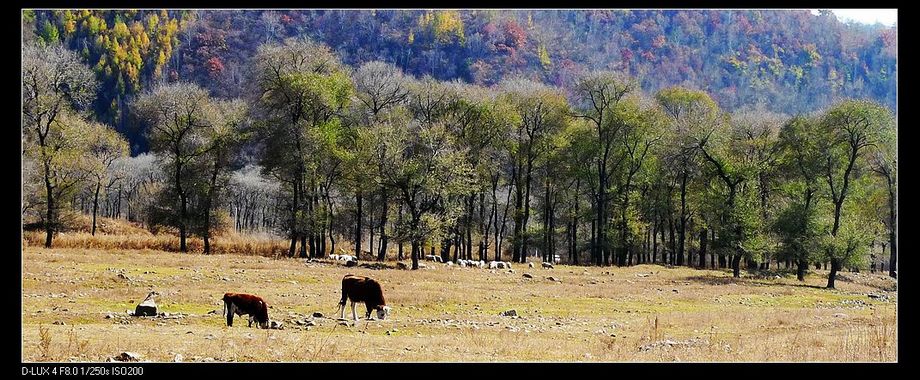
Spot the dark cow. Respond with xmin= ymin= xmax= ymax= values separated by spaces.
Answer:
xmin=337 ymin=274 xmax=391 ymax=322
xmin=222 ymin=292 xmax=269 ymax=328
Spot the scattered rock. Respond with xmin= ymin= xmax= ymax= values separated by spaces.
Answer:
xmin=636 ymin=273 xmax=650 ymax=278
xmin=313 ymin=312 xmax=325 ymax=318
xmin=114 ymin=352 xmax=141 ymax=362
xmin=529 ymin=263 xmax=535 ymax=268
xmin=397 ymin=262 xmax=409 ymax=270
xmin=500 ymin=309 xmax=517 ymax=317
xmin=833 ymin=313 xmax=849 ymax=318
xmin=338 ymin=321 xmax=349 ymax=326
xmin=105 ymin=314 xmax=114 ymax=319
xmin=672 ymin=289 xmax=679 ymax=293
xmin=270 ymin=320 xmax=284 ymax=330
xmin=53 ymin=320 xmax=65 ymax=325
xmin=204 ymin=334 xmax=216 ymax=340
xmin=523 ymin=273 xmax=534 ymax=279
xmin=173 ymin=354 xmax=183 ymax=362
xmin=639 ymin=338 xmax=707 ymax=352
xmin=547 ymin=276 xmax=560 ymax=282
xmin=117 ymin=273 xmax=132 ymax=281
xmin=305 ymin=321 xmax=316 ymax=327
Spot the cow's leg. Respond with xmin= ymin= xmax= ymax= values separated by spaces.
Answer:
xmin=351 ymin=301 xmax=358 ymax=322
xmin=338 ymin=288 xmax=348 ymax=319
xmin=248 ymin=315 xmax=254 ymax=328
xmin=338 ymin=298 xmax=346 ymax=320
xmin=226 ymin=302 xmax=234 ymax=327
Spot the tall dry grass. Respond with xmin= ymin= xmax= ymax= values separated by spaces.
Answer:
xmin=22 ymin=231 xmax=289 ymax=257
xmin=22 ymin=215 xmax=289 ymax=256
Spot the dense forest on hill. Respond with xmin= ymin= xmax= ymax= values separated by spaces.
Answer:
xmin=25 ymin=9 xmax=896 ymax=153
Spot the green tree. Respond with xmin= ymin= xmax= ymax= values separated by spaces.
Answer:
xmin=573 ymin=71 xmax=635 ymax=266
xmin=500 ymin=78 xmax=570 ymax=263
xmin=817 ymin=99 xmax=893 ymax=288
xmin=22 ymin=44 xmax=97 ymax=247
xmin=251 ymin=37 xmax=353 ymax=258
xmin=869 ymin=117 xmax=897 ymax=278
xmin=133 ymin=82 xmax=214 ymax=252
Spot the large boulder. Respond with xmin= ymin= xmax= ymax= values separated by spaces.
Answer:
xmin=134 ymin=299 xmax=157 ymax=317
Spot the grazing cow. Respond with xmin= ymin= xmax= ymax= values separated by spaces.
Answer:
xmin=338 ymin=274 xmax=391 ymax=322
xmin=222 ymin=293 xmax=269 ymax=328
xmin=425 ymin=255 xmax=443 ymax=263
xmin=477 ymin=260 xmax=486 ymax=269
xmin=542 ymin=262 xmax=554 ymax=269
xmin=330 ymin=254 xmax=340 ymax=261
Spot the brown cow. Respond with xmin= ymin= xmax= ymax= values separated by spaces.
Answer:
xmin=337 ymin=274 xmax=391 ymax=322
xmin=222 ymin=292 xmax=269 ymax=328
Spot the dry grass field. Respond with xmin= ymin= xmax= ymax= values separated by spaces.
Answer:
xmin=21 ymin=245 xmax=896 ymax=362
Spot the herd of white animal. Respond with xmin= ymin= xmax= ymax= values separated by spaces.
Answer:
xmin=327 ymin=252 xmax=555 ymax=270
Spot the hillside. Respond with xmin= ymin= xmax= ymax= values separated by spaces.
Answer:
xmin=26 ymin=9 xmax=897 ymax=153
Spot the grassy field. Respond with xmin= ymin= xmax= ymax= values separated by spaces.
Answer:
xmin=21 ymin=246 xmax=896 ymax=362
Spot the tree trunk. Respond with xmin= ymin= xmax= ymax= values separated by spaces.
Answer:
xmin=299 ymin=235 xmax=307 ymax=258
xmin=512 ymin=167 xmax=524 ymax=263
xmin=827 ymin=258 xmax=840 ymax=288
xmin=522 ymin=161 xmax=534 ymax=264
xmin=699 ymin=228 xmax=707 ymax=268
xmin=732 ymin=254 xmax=742 ymax=278
xmin=677 ymin=173 xmax=687 ymax=266
xmin=651 ymin=221 xmax=658 ymax=264
xmin=378 ymin=189 xmax=389 ymax=261
xmin=92 ymin=182 xmax=101 ymax=236
xmin=797 ymin=259 xmax=807 ymax=281
xmin=411 ymin=239 xmax=419 ymax=270
xmin=288 ymin=185 xmax=298 ymax=257
xmin=466 ymin=195 xmax=473 ymax=261
xmin=355 ymin=191 xmax=362 ymax=258
xmin=443 ymin=237 xmax=453 ymax=263
xmin=667 ymin=217 xmax=676 ymax=265
xmin=590 ymin=218 xmax=597 ymax=266
xmin=887 ymin=176 xmax=897 ymax=278
xmin=479 ymin=191 xmax=487 ymax=262
xmin=572 ymin=193 xmax=579 ymax=265
xmin=179 ymin=193 xmax=188 ymax=252
xmin=43 ymin=159 xmax=54 ymax=248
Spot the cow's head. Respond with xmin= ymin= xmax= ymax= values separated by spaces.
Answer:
xmin=376 ymin=305 xmax=391 ymax=320
xmin=256 ymin=300 xmax=270 ymax=328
